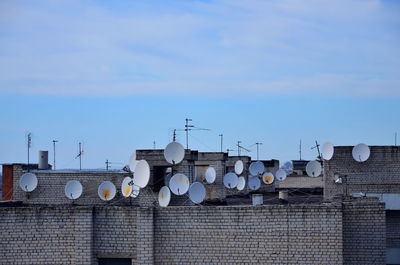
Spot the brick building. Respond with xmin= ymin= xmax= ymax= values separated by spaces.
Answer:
xmin=0 ymin=147 xmax=398 ymax=264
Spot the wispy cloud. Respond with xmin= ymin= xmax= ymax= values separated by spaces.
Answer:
xmin=0 ymin=0 xmax=399 ymax=97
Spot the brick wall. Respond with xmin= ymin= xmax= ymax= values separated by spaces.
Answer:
xmin=154 ymin=204 xmax=343 ymax=264
xmin=0 ymin=206 xmax=93 ymax=265
xmin=342 ymin=197 xmax=386 ymax=264
xmin=0 ymin=198 xmax=387 ymax=264
xmin=324 ymin=146 xmax=400 ymax=199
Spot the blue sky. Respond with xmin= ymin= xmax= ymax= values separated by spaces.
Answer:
xmin=0 ymin=0 xmax=399 ymax=170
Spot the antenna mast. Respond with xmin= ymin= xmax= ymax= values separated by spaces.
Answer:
xmin=219 ymin=134 xmax=223 ymax=152
xmin=27 ymin=133 xmax=32 ymax=172
xmin=184 ymin=118 xmax=210 ymax=150
xmin=185 ymin=118 xmax=193 ymax=149
xmin=311 ymin=140 xmax=321 ymax=160
xmin=299 ymin=139 xmax=302 ymax=160
xmin=52 ymin=140 xmax=58 ymax=170
xmin=106 ymin=159 xmax=110 ymax=170
xmin=255 ymin=142 xmax=262 ymax=160
xmin=237 ymin=141 xmax=251 ymax=156
xmin=395 ymin=132 xmax=397 ymax=146
xmin=75 ymin=142 xmax=83 ymax=170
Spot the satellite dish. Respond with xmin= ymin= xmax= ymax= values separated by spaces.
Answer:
xmin=158 ymin=186 xmax=171 ymax=207
xmin=256 ymin=161 xmax=264 ymax=175
xmin=249 ymin=162 xmax=258 ymax=177
xmin=132 ymin=160 xmax=150 ymax=188
xmin=65 ymin=180 xmax=82 ymax=200
xmin=334 ymin=174 xmax=342 ymax=184
xmin=352 ymin=143 xmax=370 ymax=162
xmin=164 ymin=142 xmax=185 ymax=164
xmin=129 ymin=152 xmax=138 ymax=173
xmin=237 ymin=176 xmax=246 ymax=191
xmin=276 ymin=169 xmax=287 ymax=181
xmin=19 ymin=173 xmax=38 ymax=192
xmin=262 ymin=172 xmax=274 ymax=185
xmin=306 ymin=160 xmax=322 ymax=177
xmin=98 ymin=181 xmax=116 ymax=201
xmin=205 ymin=167 xmax=216 ymax=184
xmin=234 ymin=160 xmax=244 ymax=175
xmin=248 ymin=177 xmax=261 ymax=191
xmin=281 ymin=161 xmax=293 ymax=175
xmin=121 ymin=177 xmax=133 ymax=198
xmin=322 ymin=142 xmax=334 ymax=160
xmin=189 ymin=182 xmax=206 ymax=204
xmin=130 ymin=184 xmax=140 ymax=198
xmin=223 ymin=172 xmax=238 ymax=189
xmin=169 ymin=173 xmax=190 ymax=195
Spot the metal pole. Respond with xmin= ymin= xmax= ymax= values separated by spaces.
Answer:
xmin=237 ymin=141 xmax=241 ymax=156
xmin=27 ymin=133 xmax=31 ymax=172
xmin=53 ymin=140 xmax=58 ymax=170
xmin=255 ymin=142 xmax=262 ymax=160
xmin=219 ymin=134 xmax=223 ymax=152
xmin=299 ymin=140 xmax=302 ymax=160
xmin=395 ymin=132 xmax=397 ymax=146
xmin=79 ymin=142 xmax=82 ymax=170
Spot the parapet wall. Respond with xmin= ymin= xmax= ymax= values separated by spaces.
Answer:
xmin=154 ymin=204 xmax=343 ymax=264
xmin=0 ymin=198 xmax=386 ymax=265
xmin=342 ymin=198 xmax=386 ymax=264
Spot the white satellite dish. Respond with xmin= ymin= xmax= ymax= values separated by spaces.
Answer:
xmin=189 ymin=182 xmax=206 ymax=204
xmin=130 ymin=184 xmax=140 ymax=198
xmin=121 ymin=177 xmax=133 ymax=198
xmin=223 ymin=172 xmax=238 ymax=189
xmin=248 ymin=177 xmax=261 ymax=191
xmin=164 ymin=142 xmax=185 ymax=164
xmin=352 ymin=143 xmax=370 ymax=162
xmin=276 ymin=169 xmax=287 ymax=181
xmin=249 ymin=162 xmax=258 ymax=177
xmin=306 ymin=160 xmax=322 ymax=177
xmin=132 ymin=160 xmax=150 ymax=188
xmin=262 ymin=172 xmax=274 ymax=185
xmin=98 ymin=181 xmax=116 ymax=201
xmin=65 ymin=180 xmax=82 ymax=200
xmin=256 ymin=161 xmax=265 ymax=175
xmin=169 ymin=173 xmax=190 ymax=195
xmin=237 ymin=176 xmax=246 ymax=191
xmin=281 ymin=161 xmax=293 ymax=175
xmin=158 ymin=186 xmax=171 ymax=207
xmin=322 ymin=142 xmax=334 ymax=160
xmin=205 ymin=167 xmax=216 ymax=184
xmin=234 ymin=160 xmax=244 ymax=175
xmin=19 ymin=173 xmax=38 ymax=192
xmin=129 ymin=152 xmax=138 ymax=173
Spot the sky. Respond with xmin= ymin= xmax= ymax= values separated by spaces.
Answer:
xmin=0 ymin=0 xmax=399 ymax=170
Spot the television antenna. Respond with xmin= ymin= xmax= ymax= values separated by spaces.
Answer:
xmin=75 ymin=142 xmax=84 ymax=170
xmin=237 ymin=141 xmax=251 ymax=156
xmin=311 ymin=140 xmax=321 ymax=160
xmin=299 ymin=140 xmax=302 ymax=160
xmin=52 ymin=140 xmax=58 ymax=170
xmin=255 ymin=142 xmax=262 ymax=160
xmin=27 ymin=133 xmax=32 ymax=172
xmin=184 ymin=118 xmax=210 ymax=150
xmin=219 ymin=134 xmax=223 ymax=152
xmin=226 ymin=148 xmax=235 ymax=155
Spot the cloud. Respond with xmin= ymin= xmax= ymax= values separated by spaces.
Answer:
xmin=0 ymin=0 xmax=399 ymax=97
